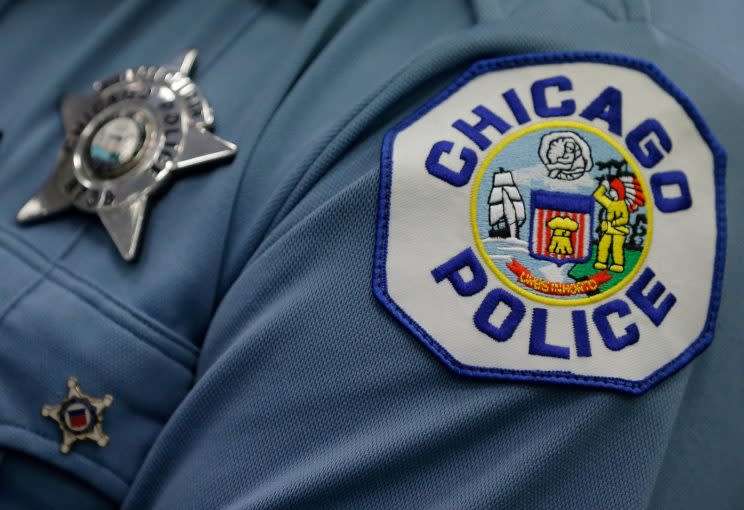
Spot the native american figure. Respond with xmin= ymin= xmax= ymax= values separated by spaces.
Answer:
xmin=592 ymin=176 xmax=645 ymax=273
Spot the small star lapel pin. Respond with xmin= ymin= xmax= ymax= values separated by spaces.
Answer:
xmin=17 ymin=49 xmax=237 ymax=261
xmin=42 ymin=377 xmax=113 ymax=454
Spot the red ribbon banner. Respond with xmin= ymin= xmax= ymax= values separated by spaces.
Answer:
xmin=506 ymin=259 xmax=612 ymax=297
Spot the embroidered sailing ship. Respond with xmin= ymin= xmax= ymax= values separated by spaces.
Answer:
xmin=488 ymin=168 xmax=526 ymax=239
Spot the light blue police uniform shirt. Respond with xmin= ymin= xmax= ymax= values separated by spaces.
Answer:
xmin=0 ymin=0 xmax=741 ymax=508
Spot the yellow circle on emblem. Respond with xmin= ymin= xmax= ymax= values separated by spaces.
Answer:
xmin=470 ymin=120 xmax=653 ymax=307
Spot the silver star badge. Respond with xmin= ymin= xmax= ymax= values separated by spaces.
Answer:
xmin=42 ymin=377 xmax=114 ymax=454
xmin=17 ymin=49 xmax=237 ymax=260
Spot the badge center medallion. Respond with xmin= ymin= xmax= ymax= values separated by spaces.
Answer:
xmin=88 ymin=115 xmax=148 ymax=177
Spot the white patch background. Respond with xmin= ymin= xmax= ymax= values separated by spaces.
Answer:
xmin=384 ymin=62 xmax=717 ymax=382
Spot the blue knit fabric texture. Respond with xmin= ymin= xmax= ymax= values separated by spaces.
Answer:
xmin=0 ymin=1 xmax=741 ymax=508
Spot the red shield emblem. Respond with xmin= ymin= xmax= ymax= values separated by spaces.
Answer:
xmin=529 ymin=190 xmax=594 ymax=266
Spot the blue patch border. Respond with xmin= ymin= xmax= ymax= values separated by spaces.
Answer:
xmin=527 ymin=189 xmax=596 ymax=267
xmin=372 ymin=52 xmax=727 ymax=395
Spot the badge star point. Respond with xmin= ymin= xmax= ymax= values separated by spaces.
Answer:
xmin=176 ymin=126 xmax=238 ymax=171
xmin=16 ymin=170 xmax=74 ymax=224
xmin=42 ymin=377 xmax=113 ymax=454
xmin=97 ymin=197 xmax=149 ymax=261
xmin=170 ymin=48 xmax=199 ymax=76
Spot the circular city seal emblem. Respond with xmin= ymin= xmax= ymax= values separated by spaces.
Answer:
xmin=374 ymin=53 xmax=725 ymax=393
xmin=471 ymin=121 xmax=651 ymax=306
xmin=17 ymin=50 xmax=237 ymax=260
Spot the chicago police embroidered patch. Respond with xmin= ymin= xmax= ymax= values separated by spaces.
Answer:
xmin=373 ymin=53 xmax=726 ymax=393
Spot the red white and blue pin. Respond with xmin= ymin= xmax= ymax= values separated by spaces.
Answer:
xmin=42 ymin=377 xmax=113 ymax=454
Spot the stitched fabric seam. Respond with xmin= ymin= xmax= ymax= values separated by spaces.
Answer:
xmin=0 ymin=422 xmax=128 ymax=490
xmin=197 ymin=1 xmax=267 ymax=77
xmin=213 ymin=1 xmax=371 ymax=290
xmin=249 ymin=43 xmax=459 ymax=262
xmin=0 ymin=226 xmax=193 ymax=350
xmin=0 ymin=229 xmax=197 ymax=365
xmin=57 ymin=280 xmax=196 ymax=371
xmin=0 ymin=225 xmax=88 ymax=324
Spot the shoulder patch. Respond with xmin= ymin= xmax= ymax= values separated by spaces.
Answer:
xmin=373 ymin=53 xmax=726 ymax=394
